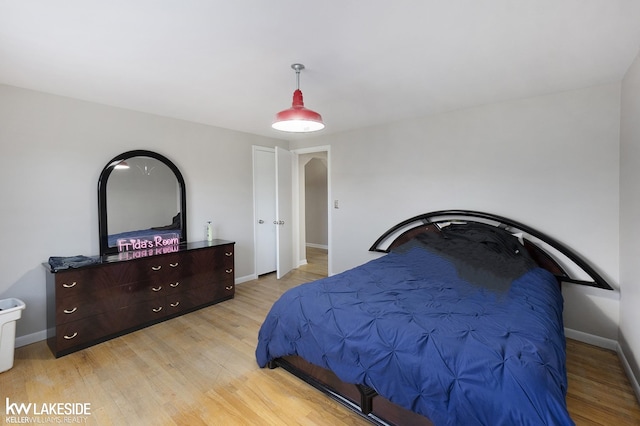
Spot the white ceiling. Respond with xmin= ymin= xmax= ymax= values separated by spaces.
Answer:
xmin=2 ymin=1 xmax=640 ymax=139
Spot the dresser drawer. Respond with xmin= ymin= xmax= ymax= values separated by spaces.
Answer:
xmin=134 ymin=253 xmax=187 ymax=282
xmin=55 ymin=293 xmax=126 ymax=324
xmin=188 ymin=245 xmax=234 ymax=287
xmin=55 ymin=309 xmax=132 ymax=351
xmin=182 ymin=282 xmax=235 ymax=308
xmin=56 ymin=277 xmax=196 ymax=324
xmin=54 ymin=298 xmax=172 ymax=351
xmin=53 ymin=263 xmax=129 ymax=297
xmin=210 ymin=279 xmax=235 ymax=301
xmin=54 ymin=255 xmax=188 ymax=296
xmin=120 ymin=278 xmax=190 ymax=302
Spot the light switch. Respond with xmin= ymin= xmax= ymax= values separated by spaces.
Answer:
xmin=334 ymin=200 xmax=339 ymax=209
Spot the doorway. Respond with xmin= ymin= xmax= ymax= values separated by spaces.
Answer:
xmin=299 ymin=154 xmax=328 ymax=276
xmin=294 ymin=146 xmax=330 ymax=277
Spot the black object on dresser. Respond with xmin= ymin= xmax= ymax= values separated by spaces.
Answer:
xmin=45 ymin=240 xmax=234 ymax=358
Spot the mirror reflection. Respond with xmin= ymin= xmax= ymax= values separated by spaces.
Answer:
xmin=107 ymin=156 xmax=180 ymax=239
xmin=98 ymin=150 xmax=187 ymax=255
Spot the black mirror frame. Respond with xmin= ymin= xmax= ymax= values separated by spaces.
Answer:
xmin=98 ymin=150 xmax=187 ymax=256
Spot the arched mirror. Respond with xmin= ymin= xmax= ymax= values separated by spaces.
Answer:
xmin=98 ymin=150 xmax=187 ymax=255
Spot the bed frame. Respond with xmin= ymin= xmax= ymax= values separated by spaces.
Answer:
xmin=267 ymin=210 xmax=614 ymax=425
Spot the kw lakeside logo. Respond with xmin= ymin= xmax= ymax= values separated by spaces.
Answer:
xmin=4 ymin=398 xmax=91 ymax=424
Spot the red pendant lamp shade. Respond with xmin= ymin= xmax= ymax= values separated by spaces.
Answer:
xmin=272 ymin=64 xmax=325 ymax=133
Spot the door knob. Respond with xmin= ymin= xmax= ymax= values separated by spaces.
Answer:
xmin=258 ymin=220 xmax=264 ymax=224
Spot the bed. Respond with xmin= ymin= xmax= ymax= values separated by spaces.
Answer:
xmin=255 ymin=210 xmax=614 ymax=426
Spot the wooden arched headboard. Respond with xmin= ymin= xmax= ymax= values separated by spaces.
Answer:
xmin=369 ymin=210 xmax=614 ymax=291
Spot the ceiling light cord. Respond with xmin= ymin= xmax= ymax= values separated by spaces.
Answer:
xmin=292 ymin=63 xmax=303 ymax=90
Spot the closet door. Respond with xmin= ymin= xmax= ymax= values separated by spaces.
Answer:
xmin=254 ymin=147 xmax=277 ymax=275
xmin=275 ymin=147 xmax=294 ymax=278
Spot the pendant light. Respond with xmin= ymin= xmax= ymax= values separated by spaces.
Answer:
xmin=272 ymin=63 xmax=325 ymax=133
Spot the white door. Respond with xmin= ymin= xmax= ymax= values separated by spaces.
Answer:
xmin=276 ymin=147 xmax=294 ymax=278
xmin=254 ymin=148 xmax=277 ymax=275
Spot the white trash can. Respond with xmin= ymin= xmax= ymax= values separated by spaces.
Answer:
xmin=0 ymin=298 xmax=26 ymax=373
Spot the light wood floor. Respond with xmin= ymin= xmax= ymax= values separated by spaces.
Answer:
xmin=2 ymin=248 xmax=639 ymax=425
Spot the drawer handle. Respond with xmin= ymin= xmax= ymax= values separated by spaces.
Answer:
xmin=225 ymin=252 xmax=233 ymax=257
xmin=63 ymin=307 xmax=78 ymax=314
xmin=170 ymin=282 xmax=180 ymax=288
xmin=152 ymin=307 xmax=163 ymax=313
xmin=225 ymin=285 xmax=234 ymax=291
xmin=151 ymin=265 xmax=162 ymax=271
xmin=170 ymin=301 xmax=180 ymax=307
xmin=62 ymin=281 xmax=77 ymax=288
xmin=152 ymin=286 xmax=162 ymax=292
xmin=63 ymin=332 xmax=78 ymax=340
xmin=170 ymin=262 xmax=179 ymax=267
xmin=225 ymin=268 xmax=233 ymax=274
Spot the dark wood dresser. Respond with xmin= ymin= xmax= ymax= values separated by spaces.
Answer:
xmin=45 ymin=239 xmax=235 ymax=357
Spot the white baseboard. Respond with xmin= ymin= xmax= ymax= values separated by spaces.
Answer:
xmin=306 ymin=243 xmax=328 ymax=250
xmin=618 ymin=343 xmax=640 ymax=404
xmin=15 ymin=329 xmax=47 ymax=348
xmin=235 ymin=274 xmax=256 ymax=284
xmin=564 ymin=327 xmax=617 ymax=350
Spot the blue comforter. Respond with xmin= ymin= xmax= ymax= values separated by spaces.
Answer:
xmin=256 ymin=236 xmax=573 ymax=425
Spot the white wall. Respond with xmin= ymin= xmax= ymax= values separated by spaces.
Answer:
xmin=0 ymin=84 xmax=285 ymax=341
xmin=620 ymin=50 xmax=640 ymax=388
xmin=292 ymin=84 xmax=621 ymax=340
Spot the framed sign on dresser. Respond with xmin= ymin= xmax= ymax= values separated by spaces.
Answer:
xmin=45 ymin=150 xmax=234 ymax=357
